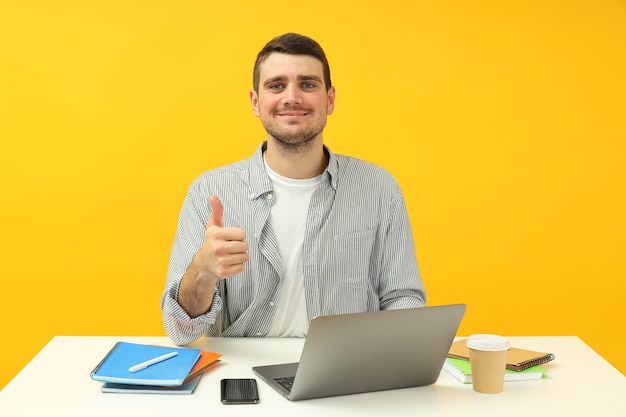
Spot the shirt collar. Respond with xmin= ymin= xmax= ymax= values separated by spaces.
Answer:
xmin=248 ymin=141 xmax=339 ymax=200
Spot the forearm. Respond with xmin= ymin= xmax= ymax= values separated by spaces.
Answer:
xmin=160 ymin=278 xmax=222 ymax=346
xmin=178 ymin=252 xmax=220 ymax=318
xmin=161 ymin=186 xmax=219 ymax=344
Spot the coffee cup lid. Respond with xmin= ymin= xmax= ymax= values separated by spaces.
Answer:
xmin=466 ymin=334 xmax=510 ymax=351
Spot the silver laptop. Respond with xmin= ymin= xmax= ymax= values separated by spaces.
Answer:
xmin=252 ymin=304 xmax=466 ymax=401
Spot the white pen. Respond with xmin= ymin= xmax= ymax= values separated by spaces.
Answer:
xmin=128 ymin=351 xmax=178 ymax=373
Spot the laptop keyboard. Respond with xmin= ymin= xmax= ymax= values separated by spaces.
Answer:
xmin=275 ymin=377 xmax=295 ymax=392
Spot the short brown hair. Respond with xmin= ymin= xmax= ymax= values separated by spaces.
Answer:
xmin=252 ymin=33 xmax=332 ymax=93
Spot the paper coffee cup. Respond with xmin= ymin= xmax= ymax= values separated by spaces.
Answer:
xmin=467 ymin=334 xmax=510 ymax=394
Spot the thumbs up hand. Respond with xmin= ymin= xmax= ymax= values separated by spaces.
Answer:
xmin=203 ymin=195 xmax=249 ymax=279
xmin=177 ymin=195 xmax=249 ymax=318
xmin=207 ymin=194 xmax=224 ymax=228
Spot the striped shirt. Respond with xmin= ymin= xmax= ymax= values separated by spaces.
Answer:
xmin=160 ymin=142 xmax=426 ymax=346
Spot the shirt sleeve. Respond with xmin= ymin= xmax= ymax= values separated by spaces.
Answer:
xmin=160 ymin=276 xmax=223 ymax=346
xmin=378 ymin=183 xmax=427 ymax=310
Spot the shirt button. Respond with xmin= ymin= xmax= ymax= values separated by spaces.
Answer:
xmin=266 ymin=193 xmax=273 ymax=199
xmin=255 ymin=332 xmax=263 ymax=336
xmin=269 ymin=301 xmax=275 ymax=307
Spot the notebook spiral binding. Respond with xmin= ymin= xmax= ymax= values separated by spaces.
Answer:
xmin=513 ymin=353 xmax=556 ymax=371
xmin=90 ymin=341 xmax=121 ymax=377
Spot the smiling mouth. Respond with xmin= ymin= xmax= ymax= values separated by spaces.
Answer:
xmin=278 ymin=111 xmax=308 ymax=117
xmin=277 ymin=107 xmax=310 ymax=116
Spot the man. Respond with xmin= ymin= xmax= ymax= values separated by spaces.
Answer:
xmin=161 ymin=33 xmax=426 ymax=346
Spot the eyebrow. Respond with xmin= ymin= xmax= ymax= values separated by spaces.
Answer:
xmin=263 ymin=74 xmax=323 ymax=87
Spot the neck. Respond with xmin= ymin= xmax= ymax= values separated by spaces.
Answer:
xmin=264 ymin=138 xmax=327 ymax=179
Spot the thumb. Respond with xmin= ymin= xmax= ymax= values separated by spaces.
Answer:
xmin=208 ymin=195 xmax=224 ymax=227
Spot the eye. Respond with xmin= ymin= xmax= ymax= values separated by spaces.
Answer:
xmin=269 ymin=83 xmax=285 ymax=90
xmin=301 ymin=82 xmax=316 ymax=89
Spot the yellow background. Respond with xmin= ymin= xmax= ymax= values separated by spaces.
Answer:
xmin=1 ymin=0 xmax=624 ymax=389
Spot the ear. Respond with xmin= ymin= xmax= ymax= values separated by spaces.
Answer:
xmin=326 ymin=86 xmax=336 ymax=115
xmin=250 ymin=89 xmax=261 ymax=117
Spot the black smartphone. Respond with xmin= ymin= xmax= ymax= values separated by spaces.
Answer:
xmin=220 ymin=378 xmax=259 ymax=404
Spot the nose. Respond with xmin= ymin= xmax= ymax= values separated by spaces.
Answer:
xmin=282 ymin=83 xmax=302 ymax=105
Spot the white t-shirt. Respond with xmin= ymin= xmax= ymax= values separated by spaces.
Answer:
xmin=264 ymin=158 xmax=321 ymax=337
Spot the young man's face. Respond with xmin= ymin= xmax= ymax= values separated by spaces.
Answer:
xmin=250 ymin=53 xmax=335 ymax=149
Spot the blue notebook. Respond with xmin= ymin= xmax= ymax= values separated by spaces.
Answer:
xmin=101 ymin=375 xmax=203 ymax=394
xmin=90 ymin=342 xmax=201 ymax=386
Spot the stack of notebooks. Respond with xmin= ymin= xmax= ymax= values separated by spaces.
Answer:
xmin=444 ymin=339 xmax=555 ymax=384
xmin=90 ymin=341 xmax=222 ymax=394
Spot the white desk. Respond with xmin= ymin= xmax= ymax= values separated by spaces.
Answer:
xmin=0 ymin=336 xmax=624 ymax=416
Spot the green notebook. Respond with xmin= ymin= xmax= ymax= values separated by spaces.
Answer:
xmin=444 ymin=357 xmax=545 ymax=384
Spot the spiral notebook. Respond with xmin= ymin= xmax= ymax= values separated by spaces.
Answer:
xmin=90 ymin=342 xmax=202 ymax=386
xmin=448 ymin=339 xmax=555 ymax=371
xmin=444 ymin=357 xmax=545 ymax=383
xmin=101 ymin=374 xmax=203 ymax=394
xmin=100 ymin=349 xmax=222 ymax=393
